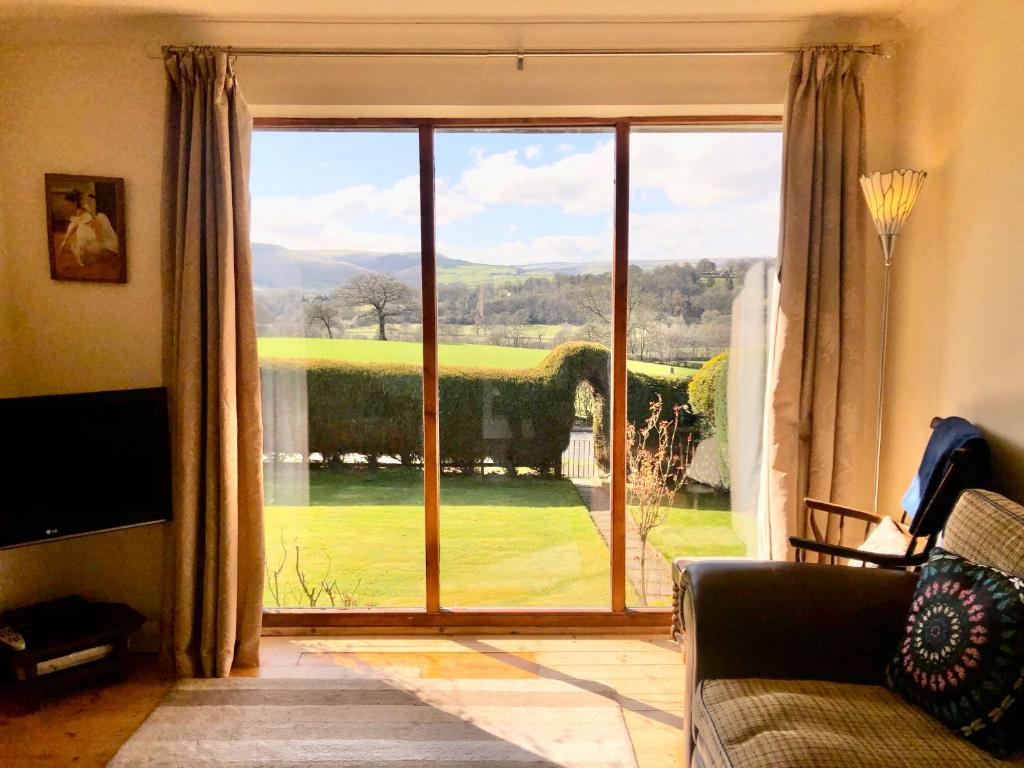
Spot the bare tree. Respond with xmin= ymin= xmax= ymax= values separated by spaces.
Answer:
xmin=628 ymin=306 xmax=658 ymax=360
xmin=626 ymin=396 xmax=690 ymax=606
xmin=487 ymin=323 xmax=525 ymax=347
xmin=305 ymin=296 xmax=342 ymax=339
xmin=581 ymin=280 xmax=643 ymax=329
xmin=265 ymin=534 xmax=289 ymax=608
xmin=338 ymin=273 xmax=418 ymax=341
xmin=294 ymin=545 xmax=324 ymax=607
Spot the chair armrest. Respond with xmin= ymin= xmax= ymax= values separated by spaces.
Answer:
xmin=681 ymin=560 xmax=918 ymax=690
xmin=804 ymin=497 xmax=882 ymax=525
xmin=788 ymin=536 xmax=929 ymax=569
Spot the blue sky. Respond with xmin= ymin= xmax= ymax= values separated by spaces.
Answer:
xmin=251 ymin=129 xmax=782 ymax=265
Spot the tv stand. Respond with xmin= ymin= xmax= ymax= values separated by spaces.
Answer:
xmin=0 ymin=595 xmax=144 ymax=708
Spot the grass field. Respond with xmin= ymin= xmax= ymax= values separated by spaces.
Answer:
xmin=258 ymin=336 xmax=697 ymax=378
xmin=639 ymin=490 xmax=748 ymax=562
xmin=263 ymin=468 xmax=743 ymax=609
xmin=263 ymin=468 xmax=620 ymax=608
xmin=437 ymin=263 xmax=554 ymax=286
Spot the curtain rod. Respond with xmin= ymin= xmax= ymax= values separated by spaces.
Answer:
xmin=161 ymin=44 xmax=885 ymax=59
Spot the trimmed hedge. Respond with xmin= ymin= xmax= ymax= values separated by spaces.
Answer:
xmin=260 ymin=341 xmax=691 ymax=477
xmin=687 ymin=352 xmax=731 ymax=487
xmin=687 ymin=351 xmax=728 ymax=428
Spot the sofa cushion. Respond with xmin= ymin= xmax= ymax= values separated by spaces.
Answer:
xmin=886 ymin=548 xmax=1024 ymax=757
xmin=944 ymin=490 xmax=1024 ymax=577
xmin=693 ymin=678 xmax=1024 ymax=768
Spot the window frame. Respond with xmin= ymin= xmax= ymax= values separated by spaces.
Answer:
xmin=254 ymin=115 xmax=783 ymax=631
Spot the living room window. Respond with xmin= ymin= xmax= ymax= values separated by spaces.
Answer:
xmin=251 ymin=118 xmax=782 ymax=623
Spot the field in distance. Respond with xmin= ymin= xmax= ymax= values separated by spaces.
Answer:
xmin=257 ymin=337 xmax=697 ymax=377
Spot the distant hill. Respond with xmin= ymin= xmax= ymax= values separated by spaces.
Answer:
xmin=251 ymin=242 xmax=740 ymax=293
xmin=253 ymin=243 xmax=549 ymax=292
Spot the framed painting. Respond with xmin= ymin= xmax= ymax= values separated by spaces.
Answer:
xmin=45 ymin=174 xmax=127 ymax=283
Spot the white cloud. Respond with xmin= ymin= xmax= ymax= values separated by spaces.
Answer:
xmin=524 ymin=144 xmax=541 ymax=159
xmin=631 ymin=132 xmax=782 ymax=209
xmin=456 ymin=141 xmax=614 ymax=216
xmin=252 ymin=174 xmax=482 ymax=249
xmin=629 ymin=204 xmax=779 ymax=263
xmin=556 ymin=143 xmax=574 ymax=154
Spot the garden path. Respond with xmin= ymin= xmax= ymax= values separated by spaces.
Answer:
xmin=571 ymin=478 xmax=674 ymax=606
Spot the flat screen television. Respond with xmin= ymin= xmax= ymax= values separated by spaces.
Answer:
xmin=0 ymin=387 xmax=171 ymax=549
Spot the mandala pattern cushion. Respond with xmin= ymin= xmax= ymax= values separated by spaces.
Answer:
xmin=887 ymin=547 xmax=1024 ymax=757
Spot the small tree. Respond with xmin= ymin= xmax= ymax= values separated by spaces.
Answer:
xmin=626 ymin=395 xmax=690 ymax=606
xmin=265 ymin=534 xmax=289 ymax=608
xmin=305 ymin=296 xmax=342 ymax=339
xmin=338 ymin=273 xmax=418 ymax=341
xmin=294 ymin=545 xmax=324 ymax=607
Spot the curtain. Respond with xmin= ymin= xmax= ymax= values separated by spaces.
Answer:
xmin=162 ymin=48 xmax=265 ymax=677
xmin=727 ymin=260 xmax=774 ymax=556
xmin=763 ymin=47 xmax=870 ymax=560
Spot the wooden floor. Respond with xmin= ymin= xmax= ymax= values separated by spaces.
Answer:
xmin=0 ymin=634 xmax=686 ymax=767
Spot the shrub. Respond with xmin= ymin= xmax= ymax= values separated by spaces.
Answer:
xmin=687 ymin=351 xmax=728 ymax=428
xmin=260 ymin=341 xmax=691 ymax=476
xmin=687 ymin=351 xmax=731 ymax=486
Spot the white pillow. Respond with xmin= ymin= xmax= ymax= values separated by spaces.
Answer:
xmin=847 ymin=516 xmax=910 ymax=568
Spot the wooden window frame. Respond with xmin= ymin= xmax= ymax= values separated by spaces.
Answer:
xmin=254 ymin=115 xmax=782 ymax=631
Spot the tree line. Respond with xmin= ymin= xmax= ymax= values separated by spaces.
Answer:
xmin=254 ymin=257 xmax=768 ymax=363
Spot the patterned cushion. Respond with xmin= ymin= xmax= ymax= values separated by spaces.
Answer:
xmin=693 ymin=678 xmax=1024 ymax=768
xmin=944 ymin=490 xmax=1024 ymax=577
xmin=886 ymin=548 xmax=1024 ymax=757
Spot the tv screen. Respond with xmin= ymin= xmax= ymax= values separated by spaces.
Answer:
xmin=0 ymin=387 xmax=171 ymax=549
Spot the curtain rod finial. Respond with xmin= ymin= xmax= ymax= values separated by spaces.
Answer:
xmin=876 ymin=41 xmax=897 ymax=59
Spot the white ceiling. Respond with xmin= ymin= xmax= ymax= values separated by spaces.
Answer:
xmin=0 ymin=0 xmax=932 ymax=22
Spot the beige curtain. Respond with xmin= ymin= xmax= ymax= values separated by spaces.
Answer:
xmin=162 ymin=48 xmax=265 ymax=677
xmin=764 ymin=47 xmax=870 ymax=560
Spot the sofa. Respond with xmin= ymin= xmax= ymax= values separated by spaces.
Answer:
xmin=679 ymin=489 xmax=1024 ymax=767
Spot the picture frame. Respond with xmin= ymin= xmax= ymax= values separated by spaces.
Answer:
xmin=44 ymin=173 xmax=127 ymax=283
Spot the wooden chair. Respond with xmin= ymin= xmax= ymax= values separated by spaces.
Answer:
xmin=789 ymin=417 xmax=989 ymax=569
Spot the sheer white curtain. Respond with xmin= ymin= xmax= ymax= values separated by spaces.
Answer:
xmin=726 ymin=260 xmax=776 ymax=557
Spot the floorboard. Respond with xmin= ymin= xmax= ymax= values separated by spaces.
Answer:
xmin=0 ymin=633 xmax=686 ymax=768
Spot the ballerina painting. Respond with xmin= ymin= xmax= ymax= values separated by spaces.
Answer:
xmin=45 ymin=174 xmax=127 ymax=283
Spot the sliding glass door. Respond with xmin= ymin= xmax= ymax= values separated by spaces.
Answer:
xmin=433 ymin=129 xmax=615 ymax=608
xmin=625 ymin=128 xmax=782 ymax=607
xmin=250 ymin=119 xmax=782 ymax=622
xmin=253 ymin=130 xmax=426 ymax=609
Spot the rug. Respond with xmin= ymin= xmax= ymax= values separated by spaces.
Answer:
xmin=108 ymin=674 xmax=639 ymax=767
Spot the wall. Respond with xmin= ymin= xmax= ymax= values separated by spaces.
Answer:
xmin=877 ymin=0 xmax=1024 ymax=510
xmin=0 ymin=44 xmax=168 ymax=648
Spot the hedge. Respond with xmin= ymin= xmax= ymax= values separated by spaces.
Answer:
xmin=687 ymin=351 xmax=728 ymax=428
xmin=260 ymin=341 xmax=691 ymax=477
xmin=688 ymin=352 xmax=731 ymax=486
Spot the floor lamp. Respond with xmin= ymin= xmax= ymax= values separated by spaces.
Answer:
xmin=860 ymin=169 xmax=928 ymax=515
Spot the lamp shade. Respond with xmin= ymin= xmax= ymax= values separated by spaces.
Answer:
xmin=859 ymin=169 xmax=927 ymax=236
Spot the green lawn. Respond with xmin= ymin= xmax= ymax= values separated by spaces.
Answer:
xmin=636 ymin=489 xmax=749 ymax=563
xmin=257 ymin=336 xmax=696 ymax=377
xmin=263 ymin=468 xmax=620 ymax=609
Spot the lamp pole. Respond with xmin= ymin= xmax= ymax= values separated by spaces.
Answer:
xmin=871 ymin=234 xmax=897 ymax=516
xmin=860 ymin=170 xmax=927 ymax=516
